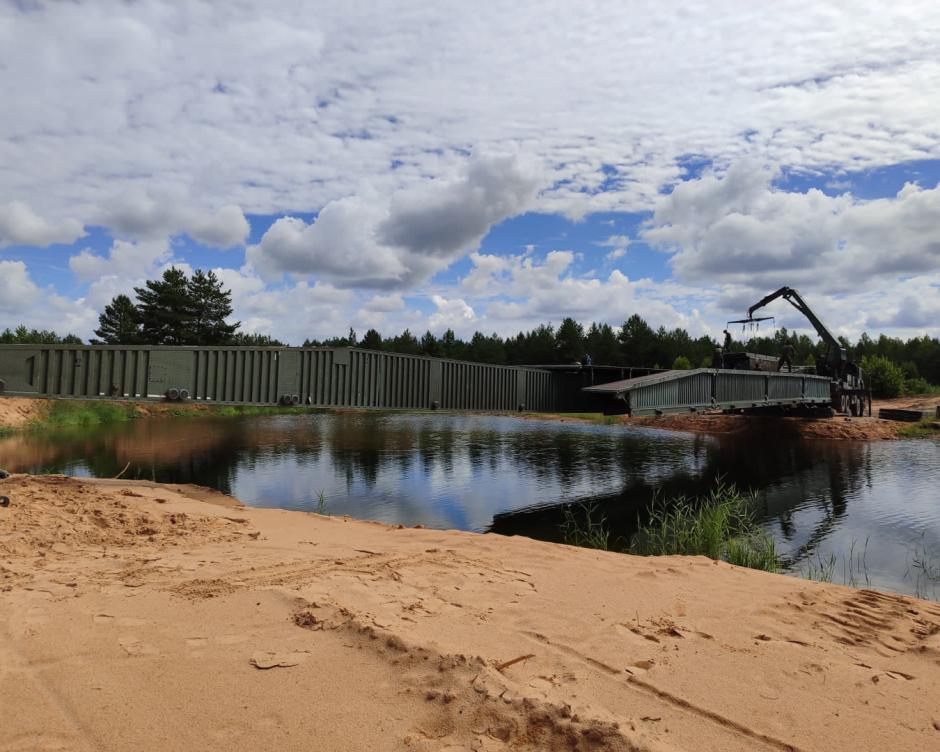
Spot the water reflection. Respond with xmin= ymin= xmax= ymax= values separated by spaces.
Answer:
xmin=1 ymin=412 xmax=937 ymax=596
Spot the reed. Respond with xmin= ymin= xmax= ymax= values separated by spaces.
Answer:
xmin=560 ymin=502 xmax=610 ymax=551
xmin=630 ymin=481 xmax=779 ymax=573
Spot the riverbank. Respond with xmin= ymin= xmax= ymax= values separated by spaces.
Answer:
xmin=0 ymin=396 xmax=320 ymax=434
xmin=1 ymin=474 xmax=938 ymax=751
xmin=524 ymin=407 xmax=927 ymax=441
xmin=2 ymin=395 xmax=938 ymax=441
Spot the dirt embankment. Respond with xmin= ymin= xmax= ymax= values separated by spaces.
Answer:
xmin=531 ymin=396 xmax=940 ymax=441
xmin=0 ymin=396 xmax=49 ymax=429
xmin=1 ymin=474 xmax=939 ymax=751
xmin=626 ymin=412 xmax=907 ymax=440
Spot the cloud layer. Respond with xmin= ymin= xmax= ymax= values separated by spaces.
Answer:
xmin=645 ymin=162 xmax=940 ymax=293
xmin=2 ymin=3 xmax=939 ymax=344
xmin=3 ymin=1 xmax=940 ymax=227
xmin=247 ymin=156 xmax=539 ymax=288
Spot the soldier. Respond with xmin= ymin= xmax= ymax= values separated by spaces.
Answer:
xmin=723 ymin=329 xmax=732 ymax=351
xmin=778 ymin=343 xmax=795 ymax=373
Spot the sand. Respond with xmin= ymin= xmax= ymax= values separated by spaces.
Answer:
xmin=1 ymin=475 xmax=939 ymax=751
xmin=0 ymin=397 xmax=49 ymax=429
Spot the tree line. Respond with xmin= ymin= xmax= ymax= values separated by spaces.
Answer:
xmin=2 ymin=267 xmax=938 ymax=394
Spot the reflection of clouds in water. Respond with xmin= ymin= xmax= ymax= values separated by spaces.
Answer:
xmin=759 ymin=440 xmax=940 ymax=596
xmin=218 ymin=413 xmax=704 ymax=532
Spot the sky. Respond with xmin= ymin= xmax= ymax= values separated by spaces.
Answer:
xmin=1 ymin=0 xmax=940 ymax=345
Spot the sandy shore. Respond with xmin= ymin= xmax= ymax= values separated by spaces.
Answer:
xmin=1 ymin=475 xmax=938 ymax=751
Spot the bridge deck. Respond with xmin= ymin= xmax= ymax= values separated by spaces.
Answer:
xmin=583 ymin=368 xmax=832 ymax=416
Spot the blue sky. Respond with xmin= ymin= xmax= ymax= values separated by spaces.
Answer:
xmin=2 ymin=2 xmax=940 ymax=343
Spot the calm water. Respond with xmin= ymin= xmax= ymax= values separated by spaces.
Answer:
xmin=2 ymin=412 xmax=938 ymax=598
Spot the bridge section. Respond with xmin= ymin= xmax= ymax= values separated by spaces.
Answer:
xmin=0 ymin=344 xmax=570 ymax=413
xmin=582 ymin=368 xmax=833 ymax=416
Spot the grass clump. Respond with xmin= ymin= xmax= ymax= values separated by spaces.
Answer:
xmin=560 ymin=502 xmax=610 ymax=550
xmin=908 ymin=533 xmax=940 ymax=600
xmin=560 ymin=481 xmax=779 ymax=573
xmin=897 ymin=419 xmax=940 ymax=439
xmin=631 ymin=481 xmax=779 ymax=572
xmin=36 ymin=399 xmax=137 ymax=430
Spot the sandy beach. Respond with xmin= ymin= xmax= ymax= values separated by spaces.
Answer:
xmin=1 ymin=474 xmax=938 ymax=751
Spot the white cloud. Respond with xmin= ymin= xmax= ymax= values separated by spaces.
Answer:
xmin=450 ymin=251 xmax=709 ymax=338
xmin=3 ymin=2 xmax=940 ymax=230
xmin=247 ymin=155 xmax=539 ymax=288
xmin=365 ymin=294 xmax=405 ymax=312
xmin=595 ymin=235 xmax=631 ymax=262
xmin=0 ymin=201 xmax=84 ymax=248
xmin=101 ymin=189 xmax=250 ymax=247
xmin=0 ymin=260 xmax=95 ymax=334
xmin=644 ymin=162 xmax=940 ymax=293
xmin=3 ymin=3 xmax=940 ymax=343
xmin=428 ymin=294 xmax=476 ymax=334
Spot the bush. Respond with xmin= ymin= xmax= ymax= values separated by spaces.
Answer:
xmin=903 ymin=376 xmax=936 ymax=396
xmin=861 ymin=355 xmax=905 ymax=398
xmin=671 ymin=355 xmax=692 ymax=370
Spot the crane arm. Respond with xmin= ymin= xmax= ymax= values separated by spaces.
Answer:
xmin=747 ymin=286 xmax=846 ymax=367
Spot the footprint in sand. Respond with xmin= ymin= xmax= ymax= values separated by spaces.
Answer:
xmin=118 ymin=636 xmax=159 ymax=656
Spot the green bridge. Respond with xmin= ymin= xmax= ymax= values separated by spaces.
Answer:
xmin=0 ymin=344 xmax=832 ymax=416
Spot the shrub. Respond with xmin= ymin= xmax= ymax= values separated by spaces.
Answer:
xmin=671 ymin=355 xmax=692 ymax=370
xmin=861 ymin=355 xmax=905 ymax=398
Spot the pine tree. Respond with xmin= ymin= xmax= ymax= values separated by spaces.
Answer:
xmin=389 ymin=329 xmax=420 ymax=355
xmin=135 ymin=267 xmax=193 ymax=345
xmin=555 ymin=317 xmax=585 ymax=363
xmin=187 ymin=270 xmax=239 ymax=345
xmin=420 ymin=330 xmax=441 ymax=357
xmin=94 ymin=294 xmax=142 ymax=344
xmin=361 ymin=329 xmax=384 ymax=350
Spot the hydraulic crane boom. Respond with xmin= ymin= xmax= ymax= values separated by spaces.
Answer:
xmin=747 ymin=286 xmax=847 ymax=373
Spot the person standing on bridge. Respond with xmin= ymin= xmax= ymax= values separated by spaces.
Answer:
xmin=723 ymin=329 xmax=733 ymax=352
xmin=778 ymin=343 xmax=795 ymax=373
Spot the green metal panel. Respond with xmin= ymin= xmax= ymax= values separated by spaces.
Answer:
xmin=147 ymin=350 xmax=193 ymax=397
xmin=277 ymin=350 xmax=301 ymax=401
xmin=0 ymin=344 xmax=568 ymax=413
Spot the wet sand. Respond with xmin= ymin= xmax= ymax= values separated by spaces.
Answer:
xmin=2 ymin=474 xmax=939 ymax=751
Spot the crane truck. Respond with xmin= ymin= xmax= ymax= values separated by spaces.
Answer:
xmin=742 ymin=286 xmax=867 ymax=416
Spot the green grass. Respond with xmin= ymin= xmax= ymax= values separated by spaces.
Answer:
xmin=34 ymin=399 xmax=138 ymax=430
xmin=799 ymin=539 xmax=871 ymax=588
xmin=314 ymin=490 xmax=328 ymax=515
xmin=560 ymin=502 xmax=611 ymax=550
xmin=908 ymin=533 xmax=940 ymax=600
xmin=897 ymin=419 xmax=940 ymax=438
xmin=630 ymin=481 xmax=779 ymax=572
xmin=560 ymin=481 xmax=779 ymax=573
xmin=9 ymin=398 xmax=324 ymax=434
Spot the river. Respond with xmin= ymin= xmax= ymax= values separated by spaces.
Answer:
xmin=2 ymin=411 xmax=938 ymax=598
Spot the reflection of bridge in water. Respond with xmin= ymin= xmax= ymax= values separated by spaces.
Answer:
xmin=489 ymin=427 xmax=874 ymax=561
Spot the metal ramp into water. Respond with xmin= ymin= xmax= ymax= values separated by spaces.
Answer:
xmin=582 ymin=368 xmax=832 ymax=416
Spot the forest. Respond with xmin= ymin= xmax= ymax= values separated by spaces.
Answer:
xmin=2 ymin=268 xmax=938 ymax=397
